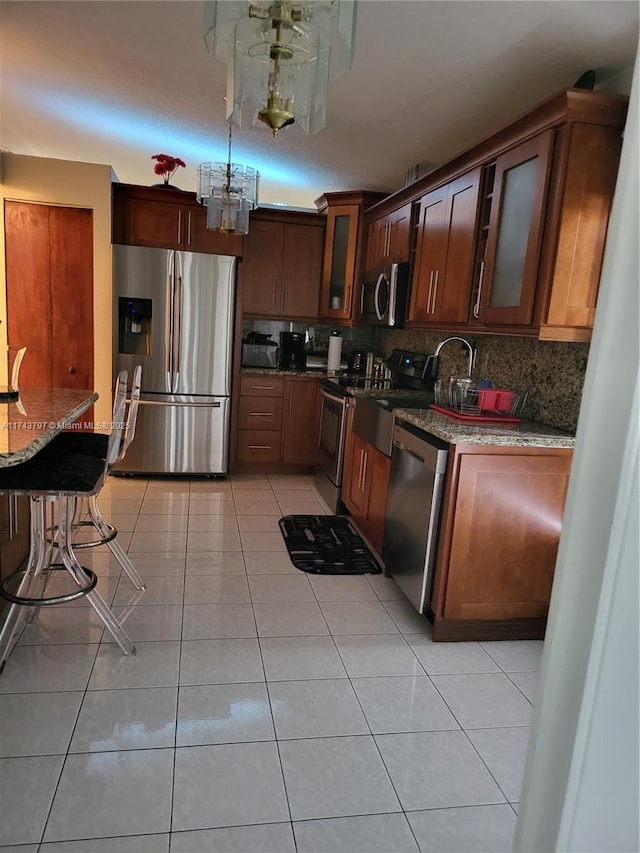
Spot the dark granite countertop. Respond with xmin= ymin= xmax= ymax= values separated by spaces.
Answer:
xmin=240 ymin=368 xmax=326 ymax=379
xmin=395 ymin=408 xmax=575 ymax=449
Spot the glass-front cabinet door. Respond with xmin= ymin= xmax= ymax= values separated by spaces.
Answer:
xmin=471 ymin=131 xmax=553 ymax=327
xmin=319 ymin=204 xmax=360 ymax=321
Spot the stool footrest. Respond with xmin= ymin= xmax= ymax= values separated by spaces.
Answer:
xmin=0 ymin=564 xmax=98 ymax=606
xmin=73 ymin=519 xmax=117 ymax=549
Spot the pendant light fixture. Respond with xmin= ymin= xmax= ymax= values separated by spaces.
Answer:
xmin=197 ymin=123 xmax=259 ymax=235
xmin=204 ymin=1 xmax=357 ymax=137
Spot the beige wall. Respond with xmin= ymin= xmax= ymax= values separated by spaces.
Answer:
xmin=0 ymin=153 xmax=114 ymax=426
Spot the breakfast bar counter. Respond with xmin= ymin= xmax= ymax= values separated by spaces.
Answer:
xmin=0 ymin=388 xmax=99 ymax=467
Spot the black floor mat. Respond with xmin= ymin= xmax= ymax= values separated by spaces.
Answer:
xmin=279 ymin=515 xmax=383 ymax=575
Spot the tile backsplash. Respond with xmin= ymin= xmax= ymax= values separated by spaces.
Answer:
xmin=242 ymin=319 xmax=378 ymax=355
xmin=242 ymin=319 xmax=588 ymax=433
xmin=379 ymin=329 xmax=589 ymax=433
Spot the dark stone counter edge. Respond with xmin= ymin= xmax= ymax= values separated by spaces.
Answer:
xmin=396 ymin=408 xmax=575 ymax=449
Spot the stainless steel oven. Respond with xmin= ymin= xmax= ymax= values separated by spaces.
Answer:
xmin=314 ymin=384 xmax=349 ymax=512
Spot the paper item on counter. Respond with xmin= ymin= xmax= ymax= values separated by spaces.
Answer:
xmin=327 ymin=334 xmax=342 ymax=372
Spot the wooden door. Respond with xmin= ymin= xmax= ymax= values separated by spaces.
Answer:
xmin=365 ymin=216 xmax=388 ymax=270
xmin=0 ymin=495 xmax=30 ymax=586
xmin=185 ymin=202 xmax=244 ymax=256
xmin=362 ymin=444 xmax=391 ymax=554
xmin=280 ymin=223 xmax=324 ymax=320
xmin=49 ymin=207 xmax=94 ymax=390
xmin=5 ymin=201 xmax=94 ymax=395
xmin=240 ymin=219 xmax=283 ymax=315
xmin=282 ymin=379 xmax=320 ymax=465
xmin=388 ymin=204 xmax=412 ymax=262
xmin=476 ymin=132 xmax=553 ymax=326
xmin=319 ymin=204 xmax=360 ymax=320
xmin=408 ymin=186 xmax=448 ymax=323
xmin=121 ymin=197 xmax=182 ymax=249
xmin=442 ymin=451 xmax=571 ymax=620
xmin=430 ymin=169 xmax=480 ymax=323
xmin=344 ymin=433 xmax=370 ymax=519
xmin=541 ymin=122 xmax=623 ymax=337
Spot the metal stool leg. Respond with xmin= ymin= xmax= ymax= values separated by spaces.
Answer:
xmin=57 ymin=498 xmax=136 ymax=656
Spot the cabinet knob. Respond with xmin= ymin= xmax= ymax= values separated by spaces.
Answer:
xmin=68 ymin=366 xmax=77 ymax=375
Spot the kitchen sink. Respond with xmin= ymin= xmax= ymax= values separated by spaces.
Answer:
xmin=352 ymin=394 xmax=433 ymax=456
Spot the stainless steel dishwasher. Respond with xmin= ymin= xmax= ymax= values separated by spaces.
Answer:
xmin=383 ymin=421 xmax=449 ymax=614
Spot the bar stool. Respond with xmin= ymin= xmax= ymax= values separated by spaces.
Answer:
xmin=0 ymin=373 xmax=136 ymax=671
xmin=50 ymin=366 xmax=145 ymax=590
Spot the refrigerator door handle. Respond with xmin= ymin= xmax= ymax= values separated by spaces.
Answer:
xmin=173 ymin=272 xmax=182 ymax=384
xmin=165 ymin=253 xmax=174 ymax=377
xmin=138 ymin=399 xmax=221 ymax=408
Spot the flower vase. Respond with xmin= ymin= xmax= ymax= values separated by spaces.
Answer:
xmin=152 ymin=180 xmax=180 ymax=190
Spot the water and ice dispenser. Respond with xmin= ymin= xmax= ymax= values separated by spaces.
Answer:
xmin=118 ymin=297 xmax=152 ymax=356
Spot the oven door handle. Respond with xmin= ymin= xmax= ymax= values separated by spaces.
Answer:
xmin=320 ymin=388 xmax=348 ymax=408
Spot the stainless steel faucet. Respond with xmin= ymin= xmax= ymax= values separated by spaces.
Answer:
xmin=433 ymin=336 xmax=476 ymax=377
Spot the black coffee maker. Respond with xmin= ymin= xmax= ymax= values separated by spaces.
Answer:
xmin=279 ymin=331 xmax=306 ymax=370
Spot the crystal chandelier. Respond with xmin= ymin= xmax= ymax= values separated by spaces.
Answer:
xmin=204 ymin=1 xmax=357 ymax=137
xmin=197 ymin=123 xmax=259 ymax=235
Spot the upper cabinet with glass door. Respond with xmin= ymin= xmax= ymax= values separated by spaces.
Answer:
xmin=316 ymin=191 xmax=385 ymax=324
xmin=470 ymin=132 xmax=553 ymax=328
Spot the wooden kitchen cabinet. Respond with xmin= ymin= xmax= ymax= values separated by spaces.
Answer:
xmin=0 ymin=495 xmax=30 ymax=596
xmin=237 ymin=375 xmax=285 ymax=465
xmin=282 ymin=378 xmax=320 ymax=466
xmin=236 ymin=374 xmax=320 ymax=471
xmin=342 ymin=429 xmax=391 ymax=556
xmin=365 ymin=202 xmax=412 ymax=271
xmin=364 ymin=89 xmax=625 ymax=341
xmin=4 ymin=201 xmax=94 ymax=411
xmin=407 ymin=169 xmax=481 ymax=325
xmin=537 ymin=121 xmax=624 ymax=341
xmin=470 ymin=133 xmax=553 ymax=328
xmin=112 ymin=183 xmax=244 ymax=256
xmin=430 ymin=444 xmax=572 ymax=640
xmin=241 ymin=211 xmax=324 ymax=320
xmin=315 ymin=191 xmax=385 ymax=324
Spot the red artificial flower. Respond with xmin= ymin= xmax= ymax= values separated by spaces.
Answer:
xmin=151 ymin=153 xmax=186 ymax=176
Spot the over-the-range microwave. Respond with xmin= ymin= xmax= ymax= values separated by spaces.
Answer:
xmin=360 ymin=261 xmax=410 ymax=327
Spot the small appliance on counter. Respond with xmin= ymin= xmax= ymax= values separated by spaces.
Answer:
xmin=279 ymin=331 xmax=306 ymax=370
xmin=242 ymin=332 xmax=279 ymax=368
xmin=347 ymin=350 xmax=369 ymax=375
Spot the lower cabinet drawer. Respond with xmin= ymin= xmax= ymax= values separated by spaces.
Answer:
xmin=237 ymin=430 xmax=282 ymax=463
xmin=238 ymin=397 xmax=283 ymax=431
xmin=240 ymin=376 xmax=285 ymax=397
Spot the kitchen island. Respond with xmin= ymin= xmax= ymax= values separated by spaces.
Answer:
xmin=393 ymin=408 xmax=574 ymax=641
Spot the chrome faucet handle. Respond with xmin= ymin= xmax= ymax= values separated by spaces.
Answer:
xmin=432 ymin=336 xmax=476 ymax=378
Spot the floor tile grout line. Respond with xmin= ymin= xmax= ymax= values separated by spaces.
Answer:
xmin=1 ymin=475 xmax=535 ymax=847
xmin=424 ymin=668 xmax=518 ymax=807
xmin=35 ymin=606 xmax=106 ymax=847
xmin=503 ymin=669 xmax=537 ymax=707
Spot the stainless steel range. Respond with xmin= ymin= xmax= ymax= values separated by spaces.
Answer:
xmin=314 ymin=349 xmax=437 ymax=512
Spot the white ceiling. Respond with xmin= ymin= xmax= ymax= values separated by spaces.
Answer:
xmin=1 ymin=1 xmax=638 ymax=208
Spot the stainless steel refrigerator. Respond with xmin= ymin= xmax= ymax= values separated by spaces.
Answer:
xmin=112 ymin=244 xmax=236 ymax=475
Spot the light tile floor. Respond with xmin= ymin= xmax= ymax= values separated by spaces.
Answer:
xmin=0 ymin=474 xmax=543 ymax=852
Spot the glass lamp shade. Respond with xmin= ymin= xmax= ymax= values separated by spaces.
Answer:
xmin=197 ymin=162 xmax=259 ymax=235
xmin=204 ymin=1 xmax=357 ymax=135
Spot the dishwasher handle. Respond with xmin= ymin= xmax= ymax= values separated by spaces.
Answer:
xmin=393 ymin=440 xmax=426 ymax=465
xmin=393 ymin=423 xmax=448 ymax=474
